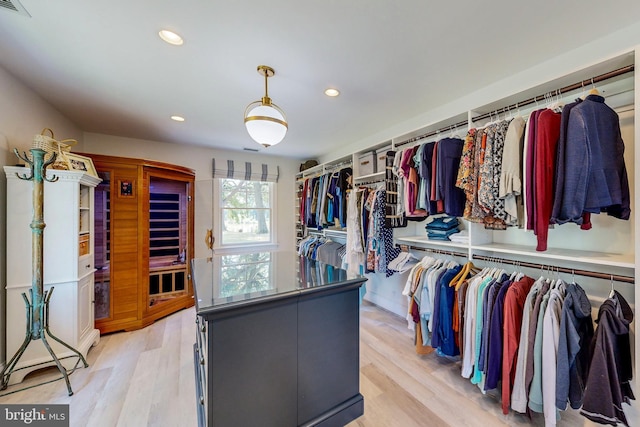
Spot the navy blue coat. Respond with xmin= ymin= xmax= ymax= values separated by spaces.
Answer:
xmin=552 ymin=95 xmax=630 ymax=224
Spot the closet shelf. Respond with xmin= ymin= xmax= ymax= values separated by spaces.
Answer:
xmin=354 ymin=171 xmax=384 ymax=182
xmin=470 ymin=243 xmax=634 ymax=269
xmin=395 ymin=236 xmax=469 ymax=251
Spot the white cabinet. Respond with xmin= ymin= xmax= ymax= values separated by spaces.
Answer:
xmin=4 ymin=166 xmax=101 ymax=384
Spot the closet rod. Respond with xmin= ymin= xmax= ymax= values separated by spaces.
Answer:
xmin=471 ymin=64 xmax=635 ymax=123
xmin=395 ymin=119 xmax=469 ymax=149
xmin=357 ymin=180 xmax=384 ymax=186
xmin=471 ymin=254 xmax=635 ymax=284
xmin=325 ymin=159 xmax=352 ymax=171
xmin=401 ymin=245 xmax=468 ymax=259
xmin=301 ymin=160 xmax=352 ymax=179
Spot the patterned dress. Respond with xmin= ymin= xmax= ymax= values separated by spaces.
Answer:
xmin=456 ymin=129 xmax=476 ymax=220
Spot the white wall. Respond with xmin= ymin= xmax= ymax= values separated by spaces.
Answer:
xmin=320 ymin=20 xmax=640 ymax=164
xmin=82 ymin=133 xmax=301 ymax=258
xmin=0 ymin=67 xmax=85 ymax=154
xmin=0 ymin=65 xmax=84 ymax=367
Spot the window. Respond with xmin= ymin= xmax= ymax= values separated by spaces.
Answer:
xmin=218 ymin=178 xmax=275 ymax=246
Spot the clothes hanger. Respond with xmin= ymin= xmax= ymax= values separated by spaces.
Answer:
xmin=547 ymin=265 xmax=558 ymax=289
xmin=509 ymin=260 xmax=519 ymax=280
xmin=553 ymin=266 xmax=563 ymax=288
xmin=549 ymin=89 xmax=563 ymax=112
xmin=608 ymin=275 xmax=615 ymax=298
xmin=588 ymin=77 xmax=600 ymax=96
xmin=515 ymin=261 xmax=524 ymax=281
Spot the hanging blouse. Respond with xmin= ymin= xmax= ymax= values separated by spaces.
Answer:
xmin=490 ymin=120 xmax=510 ymax=223
xmin=345 ymin=189 xmax=364 ymax=275
xmin=470 ymin=129 xmax=488 ymax=222
xmin=498 ymin=116 xmax=526 ymax=226
xmin=456 ymin=129 xmax=476 ymax=219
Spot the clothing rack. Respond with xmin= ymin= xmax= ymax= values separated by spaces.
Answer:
xmin=308 ymin=229 xmax=325 ymax=237
xmin=471 ymin=65 xmax=635 ymax=123
xmin=324 ymin=229 xmax=347 ymax=241
xmin=355 ymin=178 xmax=385 ymax=186
xmin=395 ymin=119 xmax=469 ymax=148
xmin=325 ymin=159 xmax=353 ymax=172
xmin=301 ymin=159 xmax=352 ymax=179
xmin=471 ymin=254 xmax=635 ymax=284
xmin=399 ymin=244 xmax=468 ymax=259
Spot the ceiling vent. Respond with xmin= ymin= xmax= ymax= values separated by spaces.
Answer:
xmin=0 ymin=0 xmax=30 ymax=17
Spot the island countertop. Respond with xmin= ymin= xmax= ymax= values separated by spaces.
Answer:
xmin=191 ymin=251 xmax=366 ymax=316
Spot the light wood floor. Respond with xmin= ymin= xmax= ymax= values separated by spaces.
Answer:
xmin=0 ymin=302 xmax=625 ymax=426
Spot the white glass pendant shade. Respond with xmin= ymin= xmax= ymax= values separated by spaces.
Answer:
xmin=244 ymin=102 xmax=288 ymax=147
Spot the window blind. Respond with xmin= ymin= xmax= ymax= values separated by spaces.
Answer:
xmin=212 ymin=159 xmax=279 ymax=182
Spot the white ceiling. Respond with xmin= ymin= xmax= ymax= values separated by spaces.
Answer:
xmin=1 ymin=1 xmax=639 ymax=160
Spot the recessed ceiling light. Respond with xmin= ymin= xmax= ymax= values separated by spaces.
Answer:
xmin=159 ymin=30 xmax=184 ymax=46
xmin=324 ymin=88 xmax=340 ymax=97
xmin=171 ymin=115 xmax=185 ymax=122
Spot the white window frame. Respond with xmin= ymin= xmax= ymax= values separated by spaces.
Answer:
xmin=213 ymin=178 xmax=278 ymax=254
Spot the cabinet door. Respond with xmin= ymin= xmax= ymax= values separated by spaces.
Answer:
xmin=209 ymin=304 xmax=297 ymax=427
xmin=93 ymin=173 xmax=112 ymax=321
xmin=78 ymin=275 xmax=94 ymax=341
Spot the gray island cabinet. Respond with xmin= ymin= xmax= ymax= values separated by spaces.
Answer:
xmin=192 ymin=251 xmax=366 ymax=427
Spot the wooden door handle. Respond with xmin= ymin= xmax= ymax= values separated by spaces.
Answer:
xmin=205 ymin=229 xmax=214 ymax=250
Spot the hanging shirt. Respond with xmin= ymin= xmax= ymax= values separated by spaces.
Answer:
xmin=528 ymin=290 xmax=551 ymax=413
xmin=436 ymin=137 xmax=466 ymax=217
xmin=524 ymin=109 xmax=543 ymax=231
xmin=499 ymin=116 xmax=526 ymax=226
xmin=400 ymin=148 xmax=415 ymax=215
xmin=421 ymin=142 xmax=439 ymax=215
xmin=471 ymin=276 xmax=495 ymax=385
xmin=393 ymin=151 xmax=406 ymax=220
xmin=413 ymin=144 xmax=426 ymax=210
xmin=477 ymin=124 xmax=496 ymax=215
xmin=501 ymin=275 xmax=536 ymax=415
xmin=456 ymin=129 xmax=476 ymax=220
xmin=534 ymin=109 xmax=561 ymax=251
xmin=484 ymin=275 xmax=514 ymax=390
xmin=435 ymin=264 xmax=463 ymax=357
xmin=542 ymin=283 xmax=566 ymax=426
xmin=555 ymin=282 xmax=593 ymax=411
xmin=345 ymin=189 xmax=364 ymax=275
xmin=430 ymin=141 xmax=444 ymax=213
xmin=461 ymin=273 xmax=486 ymax=378
xmin=511 ymin=277 xmax=546 ymax=413
xmin=489 ymin=120 xmax=510 ymax=223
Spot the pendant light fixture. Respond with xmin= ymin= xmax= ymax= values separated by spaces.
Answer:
xmin=244 ymin=65 xmax=288 ymax=147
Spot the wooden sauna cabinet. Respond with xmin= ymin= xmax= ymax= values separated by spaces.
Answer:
xmin=85 ymin=154 xmax=195 ymax=334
